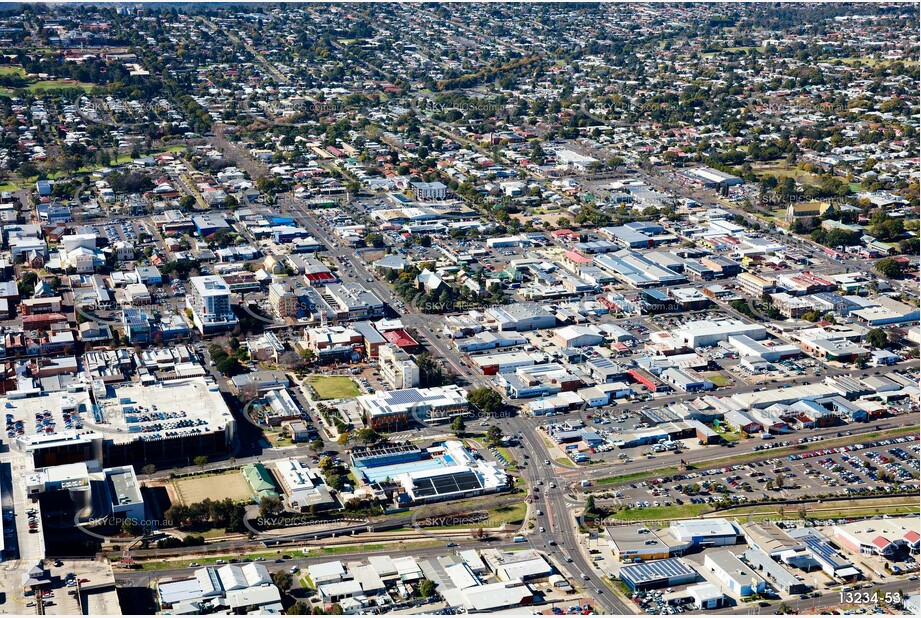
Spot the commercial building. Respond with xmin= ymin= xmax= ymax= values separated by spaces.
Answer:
xmin=737 ymin=272 xmax=775 ymax=297
xmin=156 ymin=564 xmax=281 ymax=614
xmin=186 ymin=275 xmax=238 ymax=335
xmin=324 ymin=282 xmax=385 ymax=321
xmin=25 ymin=461 xmax=145 ymax=523
xmin=231 ymin=370 xmax=289 ymax=393
xmin=479 ymin=548 xmax=553 ymax=582
xmin=411 ymin=181 xmax=447 ymax=201
xmin=274 ymin=458 xmax=336 ymax=512
xmin=851 ymin=297 xmax=920 ymax=326
xmin=669 ymin=519 xmax=741 ymax=547
xmin=353 ymin=321 xmax=387 ymax=358
xmin=268 ymin=282 xmax=299 ymax=318
xmin=379 ymin=344 xmax=420 ymax=389
xmin=833 ymin=518 xmax=920 ymax=557
xmin=552 ymin=325 xmax=604 ymax=348
xmin=786 ymin=528 xmax=861 ymax=580
xmin=619 ymin=558 xmax=698 ymax=591
xmin=596 ymin=250 xmax=687 ymax=287
xmin=357 ymin=385 xmax=469 ymax=431
xmin=703 ymin=551 xmax=767 ymax=596
xmin=241 ymin=463 xmax=279 ymax=502
xmin=606 ymin=525 xmax=692 ymax=561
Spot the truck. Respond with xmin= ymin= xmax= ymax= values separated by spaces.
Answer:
xmin=513 ymin=535 xmax=526 ymax=543
xmin=761 ymin=432 xmax=773 ymax=439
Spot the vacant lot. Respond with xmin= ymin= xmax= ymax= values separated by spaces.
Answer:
xmin=175 ymin=471 xmax=252 ymax=505
xmin=308 ymin=375 xmax=360 ymax=400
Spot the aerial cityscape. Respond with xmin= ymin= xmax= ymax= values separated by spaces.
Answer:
xmin=0 ymin=2 xmax=917 ymax=616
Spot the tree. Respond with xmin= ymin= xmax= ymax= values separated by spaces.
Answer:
xmin=467 ymin=387 xmax=502 ymax=415
xmin=193 ymin=456 xmax=209 ymax=470
xmin=584 ymin=495 xmax=596 ymax=516
xmin=121 ymin=518 xmax=137 ymax=536
xmin=300 ymin=348 xmax=317 ymax=364
xmin=418 ymin=579 xmax=437 ymax=598
xmin=353 ymin=427 xmax=380 ymax=445
xmin=271 ymin=570 xmax=294 ymax=591
xmin=775 ymin=474 xmax=784 ymax=489
xmin=485 ymin=425 xmax=503 ymax=446
xmin=259 ymin=496 xmax=284 ymax=519
xmin=141 ymin=464 xmax=157 ymax=476
xmin=875 ymin=257 xmax=904 ymax=279
xmin=451 ymin=415 xmax=466 ymax=434
xmin=310 ymin=439 xmax=325 ymax=453
xmin=866 ymin=328 xmax=889 ymax=349
xmin=287 ymin=601 xmax=310 ymax=615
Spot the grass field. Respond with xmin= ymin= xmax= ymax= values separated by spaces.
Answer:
xmin=175 ymin=471 xmax=252 ymax=505
xmin=29 ymin=79 xmax=94 ymax=92
xmin=706 ymin=373 xmax=730 ymax=388
xmin=0 ymin=66 xmax=25 ymax=76
xmin=752 ymin=162 xmax=824 ymax=185
xmin=0 ymin=78 xmax=95 ymax=97
xmin=307 ymin=375 xmax=360 ymax=400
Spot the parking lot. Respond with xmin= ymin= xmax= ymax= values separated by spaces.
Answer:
xmin=601 ymin=435 xmax=919 ymax=509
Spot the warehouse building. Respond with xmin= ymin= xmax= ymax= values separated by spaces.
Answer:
xmin=744 ymin=548 xmax=808 ymax=594
xmin=486 ymin=302 xmax=556 ymax=332
xmin=670 ymin=519 xmax=742 ymax=547
xmin=704 ymin=551 xmax=767 ymax=597
xmin=675 ymin=318 xmax=766 ymax=348
xmin=687 ymin=583 xmax=725 ymax=609
xmin=786 ymin=528 xmax=861 ymax=581
xmin=678 ymin=167 xmax=743 ymax=188
xmin=619 ymin=558 xmax=698 ymax=591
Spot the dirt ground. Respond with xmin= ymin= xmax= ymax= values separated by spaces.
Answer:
xmin=174 ymin=471 xmax=252 ymax=505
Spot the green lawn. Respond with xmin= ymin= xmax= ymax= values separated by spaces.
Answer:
xmin=0 ymin=66 xmax=25 ymax=76
xmin=488 ymin=501 xmax=527 ymax=527
xmin=706 ymin=373 xmax=730 ymax=388
xmin=597 ymin=467 xmax=679 ymax=486
xmin=307 ymin=375 xmax=360 ymax=400
xmin=494 ymin=446 xmax=518 ymax=471
xmin=605 ymin=503 xmax=712 ymax=521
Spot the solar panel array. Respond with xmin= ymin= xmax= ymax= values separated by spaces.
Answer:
xmin=802 ymin=536 xmax=847 ymax=568
xmin=412 ymin=471 xmax=482 ymax=498
xmin=620 ymin=558 xmax=696 ymax=587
